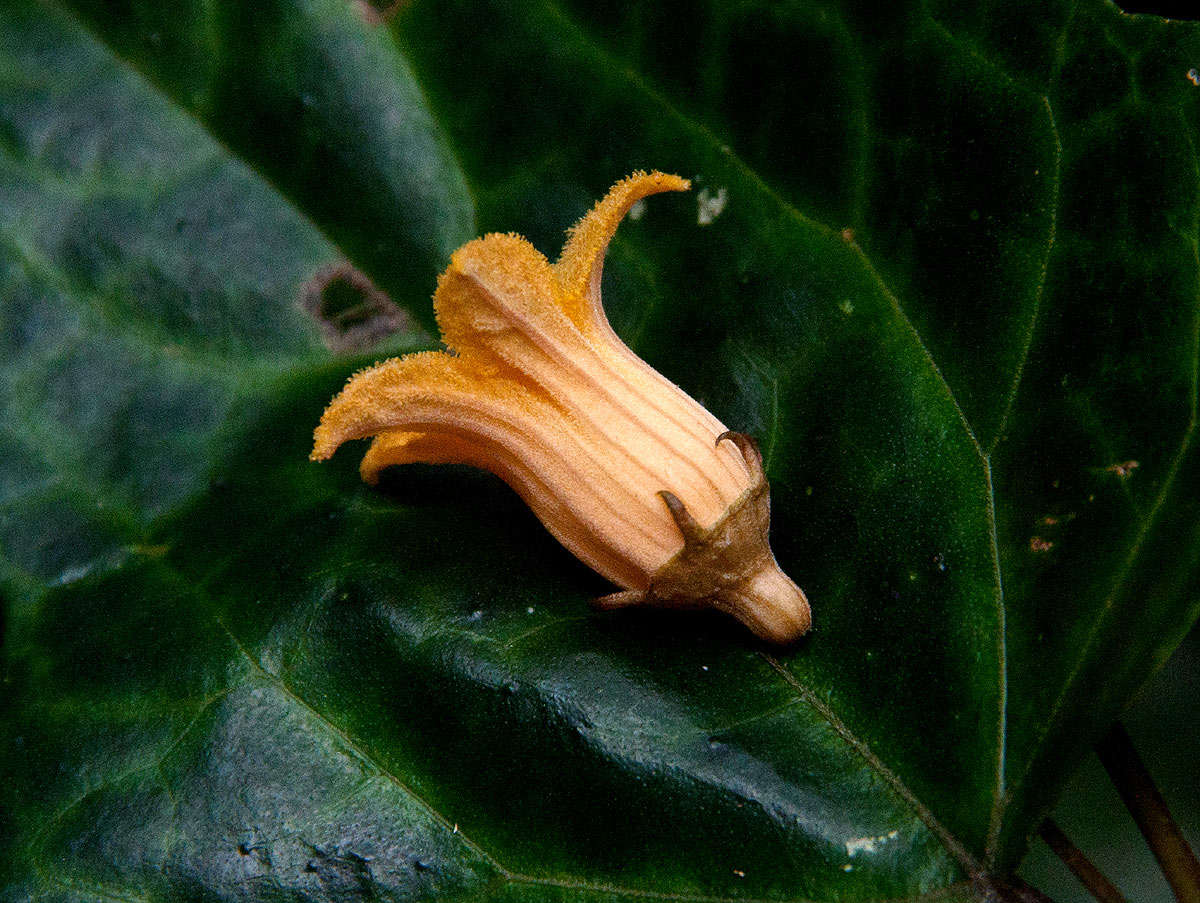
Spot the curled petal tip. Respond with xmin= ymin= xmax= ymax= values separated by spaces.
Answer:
xmin=555 ymin=171 xmax=693 ymax=322
xmin=311 ymin=424 xmax=341 ymax=462
xmin=619 ymin=169 xmax=691 ymax=193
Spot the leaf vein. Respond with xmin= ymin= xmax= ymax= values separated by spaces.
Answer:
xmin=920 ymin=12 xmax=1043 ymax=101
xmin=988 ymin=95 xmax=1063 ymax=455
xmin=1007 ymin=419 xmax=1198 ymax=808
xmin=216 ymin=618 xmax=509 ymax=877
xmin=760 ymin=654 xmax=981 ymax=877
xmin=29 ymin=688 xmax=231 ymax=868
xmin=221 ymin=619 xmax=960 ymax=902
xmin=982 ymin=456 xmax=1009 ymax=867
xmin=501 ymin=873 xmax=976 ymax=903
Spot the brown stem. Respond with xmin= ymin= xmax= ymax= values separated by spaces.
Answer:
xmin=1038 ymin=818 xmax=1128 ymax=903
xmin=1095 ymin=722 xmax=1200 ymax=903
xmin=972 ymin=872 xmax=1061 ymax=903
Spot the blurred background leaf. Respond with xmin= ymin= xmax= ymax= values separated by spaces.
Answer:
xmin=1019 ymin=621 xmax=1199 ymax=903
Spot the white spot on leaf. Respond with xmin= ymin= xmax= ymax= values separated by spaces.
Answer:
xmin=697 ymin=187 xmax=728 ymax=226
xmin=844 ymin=829 xmax=899 ymax=857
xmin=54 ymin=564 xmax=93 ymax=585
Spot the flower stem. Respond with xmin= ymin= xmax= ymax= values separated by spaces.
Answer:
xmin=1095 ymin=722 xmax=1200 ymax=903
xmin=1038 ymin=818 xmax=1127 ymax=903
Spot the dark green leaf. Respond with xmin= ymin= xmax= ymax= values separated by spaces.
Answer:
xmin=2 ymin=1 xmax=1198 ymax=900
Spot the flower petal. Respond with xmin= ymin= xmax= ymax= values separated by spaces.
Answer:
xmin=311 ymin=352 xmax=483 ymax=460
xmin=554 ymin=170 xmax=691 ymax=339
xmin=434 ymin=234 xmax=747 ymax=524
xmin=555 ymin=172 xmax=753 ymax=504
xmin=359 ymin=430 xmax=481 ymax=484
xmin=434 ymin=233 xmax=579 ymax=361
xmin=311 ymin=351 xmax=683 ymax=588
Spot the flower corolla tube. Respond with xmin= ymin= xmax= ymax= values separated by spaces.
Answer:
xmin=312 ymin=172 xmax=811 ymax=643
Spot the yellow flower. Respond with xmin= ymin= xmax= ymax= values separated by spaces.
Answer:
xmin=311 ymin=172 xmax=811 ymax=643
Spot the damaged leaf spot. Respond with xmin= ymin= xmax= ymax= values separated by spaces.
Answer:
xmin=1105 ymin=460 xmax=1139 ymax=478
xmin=1039 ymin=512 xmax=1075 ymax=527
xmin=304 ymin=845 xmax=376 ymax=896
xmin=301 ymin=262 xmax=413 ymax=353
xmin=351 ymin=0 xmax=406 ymax=26
xmin=1029 ymin=536 xmax=1055 ymax=553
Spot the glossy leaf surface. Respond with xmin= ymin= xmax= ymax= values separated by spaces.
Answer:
xmin=2 ymin=1 xmax=1199 ymax=900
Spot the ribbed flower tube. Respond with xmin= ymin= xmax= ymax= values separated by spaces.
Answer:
xmin=312 ymin=172 xmax=811 ymax=643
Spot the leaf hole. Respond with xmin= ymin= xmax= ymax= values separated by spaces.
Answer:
xmin=300 ymin=262 xmax=412 ymax=353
